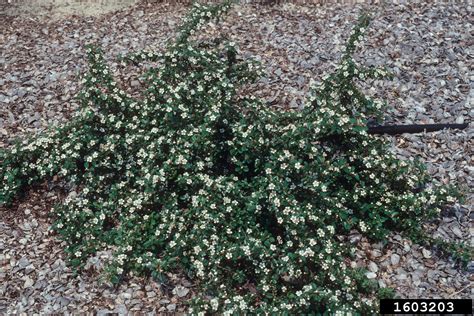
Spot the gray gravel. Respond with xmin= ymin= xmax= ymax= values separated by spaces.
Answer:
xmin=0 ymin=0 xmax=472 ymax=313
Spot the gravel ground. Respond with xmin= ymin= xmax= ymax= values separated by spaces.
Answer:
xmin=1 ymin=1 xmax=472 ymax=313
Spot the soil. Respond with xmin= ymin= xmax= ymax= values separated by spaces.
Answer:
xmin=1 ymin=0 xmax=138 ymax=19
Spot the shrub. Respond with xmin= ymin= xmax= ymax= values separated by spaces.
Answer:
xmin=0 ymin=1 xmax=469 ymax=314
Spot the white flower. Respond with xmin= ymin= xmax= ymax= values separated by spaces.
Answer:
xmin=317 ymin=228 xmax=325 ymax=237
xmin=210 ymin=298 xmax=219 ymax=310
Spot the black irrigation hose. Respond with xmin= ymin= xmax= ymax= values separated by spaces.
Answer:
xmin=367 ymin=123 xmax=469 ymax=135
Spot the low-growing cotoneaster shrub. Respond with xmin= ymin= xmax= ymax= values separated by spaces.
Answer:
xmin=1 ymin=1 xmax=470 ymax=314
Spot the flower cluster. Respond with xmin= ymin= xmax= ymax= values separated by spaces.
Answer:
xmin=0 ymin=2 xmax=468 ymax=314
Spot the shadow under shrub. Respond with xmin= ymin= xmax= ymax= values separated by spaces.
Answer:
xmin=0 ymin=1 xmax=470 ymax=314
